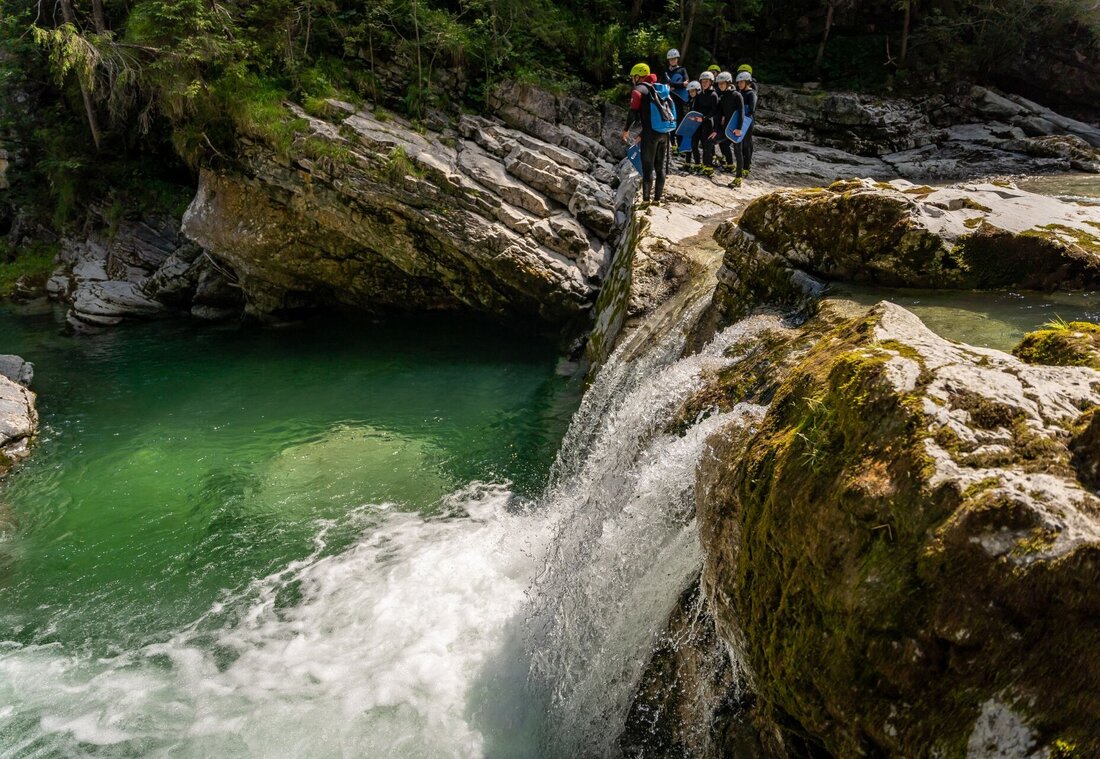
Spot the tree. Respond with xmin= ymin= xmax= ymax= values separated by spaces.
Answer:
xmin=57 ymin=0 xmax=103 ymax=149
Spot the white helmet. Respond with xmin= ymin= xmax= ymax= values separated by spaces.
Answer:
xmin=716 ymin=71 xmax=734 ymax=84
xmin=687 ymin=80 xmax=701 ymax=92
xmin=666 ymin=49 xmax=680 ymax=60
xmin=699 ymin=70 xmax=715 ymax=82
xmin=736 ymin=71 xmax=753 ymax=83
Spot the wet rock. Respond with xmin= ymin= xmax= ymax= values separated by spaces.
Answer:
xmin=712 ymin=178 xmax=1100 ymax=323
xmin=697 ymin=301 xmax=1100 ymax=757
xmin=620 ymin=580 xmax=762 ymax=759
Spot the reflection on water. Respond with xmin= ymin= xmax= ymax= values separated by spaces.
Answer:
xmin=1016 ymin=174 xmax=1100 ymax=205
xmin=830 ymin=286 xmax=1099 ymax=350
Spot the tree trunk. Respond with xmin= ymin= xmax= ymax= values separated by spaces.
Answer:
xmin=681 ymin=0 xmax=702 ymax=59
xmin=900 ymin=0 xmax=912 ymax=64
xmin=59 ymin=0 xmax=102 ymax=150
xmin=815 ymin=0 xmax=836 ymax=71
xmin=91 ymin=0 xmax=106 ymax=33
xmin=629 ymin=0 xmax=643 ymax=24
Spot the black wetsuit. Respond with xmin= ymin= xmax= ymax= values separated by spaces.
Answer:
xmin=625 ymin=81 xmax=670 ymax=202
xmin=693 ymin=86 xmax=720 ymax=166
xmin=740 ymin=86 xmax=757 ymax=172
xmin=714 ymin=87 xmax=746 ymax=173
xmin=660 ymin=64 xmax=690 ymax=125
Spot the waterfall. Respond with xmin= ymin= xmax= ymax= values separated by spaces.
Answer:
xmin=0 ymin=285 xmax=781 ymax=758
xmin=527 ymin=297 xmax=781 ymax=757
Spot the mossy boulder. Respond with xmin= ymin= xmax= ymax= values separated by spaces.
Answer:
xmin=712 ymin=179 xmax=1100 ymax=324
xmin=1013 ymin=320 xmax=1100 ymax=370
xmin=697 ymin=301 xmax=1100 ymax=757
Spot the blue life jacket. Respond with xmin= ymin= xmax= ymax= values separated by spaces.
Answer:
xmin=643 ymin=83 xmax=678 ymax=134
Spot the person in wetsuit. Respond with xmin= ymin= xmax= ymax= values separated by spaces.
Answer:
xmin=621 ymin=63 xmax=670 ymax=204
xmin=736 ymin=70 xmax=757 ymax=177
xmin=711 ymin=71 xmax=746 ymax=183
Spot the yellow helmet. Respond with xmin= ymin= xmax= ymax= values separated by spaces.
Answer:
xmin=630 ymin=63 xmax=650 ymax=78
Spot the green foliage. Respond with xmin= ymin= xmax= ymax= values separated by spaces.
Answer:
xmin=0 ymin=241 xmax=59 ymax=297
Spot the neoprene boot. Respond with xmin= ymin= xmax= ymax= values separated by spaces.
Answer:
xmin=642 ymin=180 xmax=653 ymax=202
xmin=654 ymin=177 xmax=665 ymax=203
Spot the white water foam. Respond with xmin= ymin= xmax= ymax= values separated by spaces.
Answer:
xmin=527 ymin=306 xmax=781 ymax=757
xmin=1 ymin=304 xmax=781 ymax=759
xmin=0 ymin=483 xmax=551 ymax=758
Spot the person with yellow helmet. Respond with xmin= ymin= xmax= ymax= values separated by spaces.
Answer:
xmin=622 ymin=62 xmax=674 ymax=204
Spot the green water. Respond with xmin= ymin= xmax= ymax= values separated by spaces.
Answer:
xmin=0 ymin=305 xmax=578 ymax=655
xmin=1017 ymin=174 xmax=1100 ymax=205
xmin=829 ymin=286 xmax=1100 ymax=350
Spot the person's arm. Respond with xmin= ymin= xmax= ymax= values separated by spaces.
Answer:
xmin=622 ymin=87 xmax=643 ymax=140
xmin=733 ymin=92 xmax=746 ymax=136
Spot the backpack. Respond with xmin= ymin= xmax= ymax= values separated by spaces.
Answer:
xmin=643 ymin=83 xmax=678 ymax=134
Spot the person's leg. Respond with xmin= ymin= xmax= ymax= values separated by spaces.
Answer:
xmin=702 ymin=134 xmax=716 ymax=167
xmin=719 ymin=137 xmax=733 ymax=167
xmin=640 ymin=134 xmax=657 ymax=201
xmin=742 ymin=125 xmax=754 ymax=173
xmin=654 ymin=136 xmax=668 ymax=201
xmin=734 ymin=139 xmax=744 ymax=176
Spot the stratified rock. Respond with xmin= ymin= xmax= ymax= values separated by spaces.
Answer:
xmin=182 ymin=102 xmax=617 ymax=329
xmin=1013 ymin=320 xmax=1100 ymax=370
xmin=0 ymin=357 xmax=36 ymax=476
xmin=51 ymin=214 xmax=199 ymax=329
xmin=697 ymin=302 xmax=1100 ymax=757
xmin=712 ymin=178 xmax=1100 ymax=324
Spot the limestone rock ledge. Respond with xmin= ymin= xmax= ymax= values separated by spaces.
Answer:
xmin=0 ymin=355 xmax=36 ymax=477
xmin=713 ymin=178 xmax=1100 ymax=324
xmin=181 ymin=102 xmax=623 ymax=329
xmin=696 ymin=301 xmax=1100 ymax=757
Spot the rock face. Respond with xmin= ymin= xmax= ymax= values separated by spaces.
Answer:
xmin=696 ymin=302 xmax=1100 ymax=757
xmin=0 ymin=355 xmax=36 ymax=477
xmin=712 ymin=178 xmax=1100 ymax=324
xmin=181 ymin=102 xmax=623 ymax=330
xmin=754 ymin=84 xmax=1100 ymax=184
xmin=46 ymin=213 xmax=240 ymax=330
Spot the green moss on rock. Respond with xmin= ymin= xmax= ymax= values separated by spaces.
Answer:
xmin=698 ymin=304 xmax=1100 ymax=757
xmin=1013 ymin=321 xmax=1100 ymax=370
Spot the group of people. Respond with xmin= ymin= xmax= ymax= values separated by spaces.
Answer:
xmin=622 ymin=49 xmax=758 ymax=204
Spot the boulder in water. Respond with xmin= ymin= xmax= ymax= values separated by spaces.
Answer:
xmin=1013 ymin=320 xmax=1100 ymax=370
xmin=712 ymin=178 xmax=1100 ymax=323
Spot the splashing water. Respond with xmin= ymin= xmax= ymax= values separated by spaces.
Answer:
xmin=1 ymin=300 xmax=777 ymax=757
xmin=526 ymin=301 xmax=778 ymax=757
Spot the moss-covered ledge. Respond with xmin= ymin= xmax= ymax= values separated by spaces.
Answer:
xmin=697 ymin=301 xmax=1100 ymax=757
xmin=711 ymin=179 xmax=1100 ymax=327
xmin=1013 ymin=320 xmax=1100 ymax=370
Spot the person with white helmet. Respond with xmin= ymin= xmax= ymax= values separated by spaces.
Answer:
xmin=695 ymin=71 xmax=720 ymax=173
xmin=709 ymin=71 xmax=746 ymax=183
xmin=660 ymin=48 xmax=690 ymax=148
xmin=682 ymin=80 xmax=704 ymax=171
xmin=736 ymin=70 xmax=758 ymax=178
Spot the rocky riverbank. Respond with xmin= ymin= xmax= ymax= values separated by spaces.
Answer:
xmin=4 ymin=79 xmax=1098 ymax=344
xmin=617 ymin=169 xmax=1100 ymax=757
